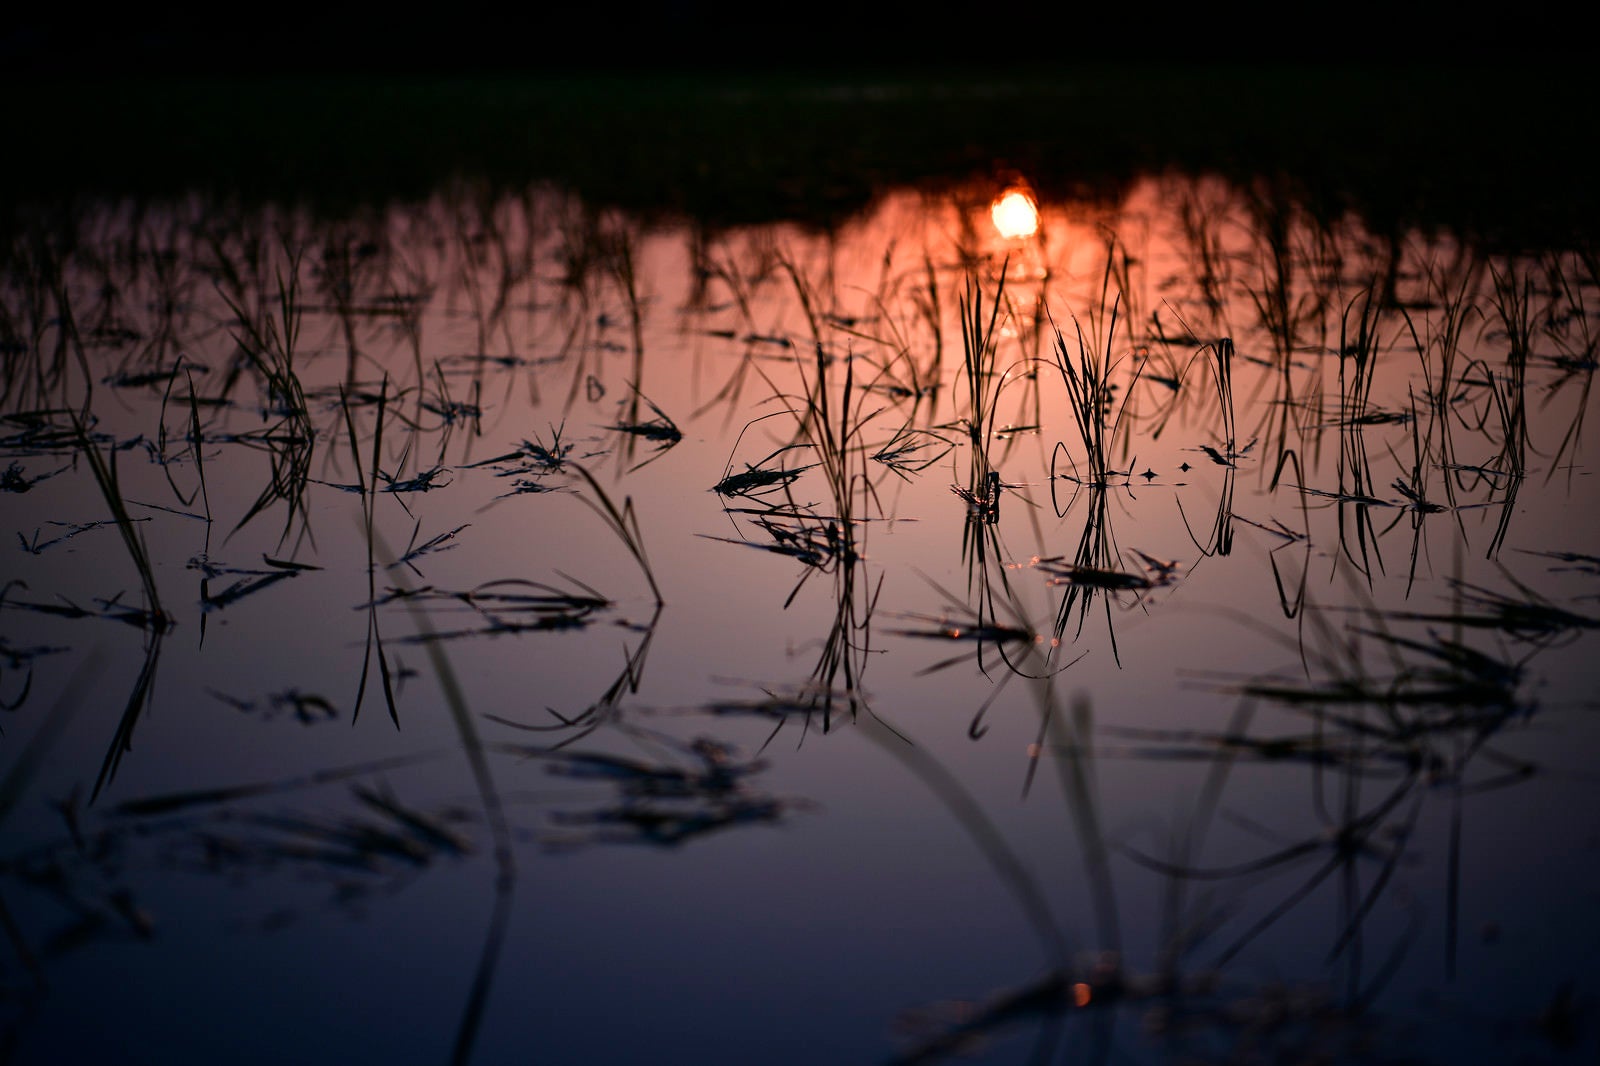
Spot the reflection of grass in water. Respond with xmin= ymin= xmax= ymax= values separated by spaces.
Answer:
xmin=502 ymin=731 xmax=798 ymax=850
xmin=69 ymin=412 xmax=169 ymax=631
xmin=1044 ymin=481 xmax=1136 ymax=668
xmin=2 ymin=177 xmax=1598 ymax=1061
xmin=383 ymin=537 xmax=516 ymax=1066
xmin=696 ymin=252 xmax=897 ymax=738
xmin=215 ymin=245 xmax=317 ymax=552
xmin=1141 ymin=578 xmax=1548 ymax=991
xmin=340 ymin=377 xmax=400 ymax=729
xmin=485 ymin=603 xmax=660 ymax=750
xmin=565 ymin=461 xmax=662 ymax=606
xmin=370 ymin=577 xmax=611 ymax=640
xmin=877 ymin=686 xmax=1394 ymax=1066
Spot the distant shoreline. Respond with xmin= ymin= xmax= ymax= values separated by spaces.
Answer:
xmin=9 ymin=66 xmax=1595 ymax=251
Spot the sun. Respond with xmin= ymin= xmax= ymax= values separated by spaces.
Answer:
xmin=991 ymin=187 xmax=1039 ymax=239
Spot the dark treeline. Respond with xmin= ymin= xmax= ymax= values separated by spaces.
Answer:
xmin=6 ymin=13 xmax=1595 ymax=250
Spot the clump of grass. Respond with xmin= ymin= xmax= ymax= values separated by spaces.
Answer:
xmin=955 ymin=264 xmax=1012 ymax=494
xmin=711 ymin=410 xmax=817 ymax=498
xmin=216 ymin=244 xmax=316 ymax=550
xmin=711 ymin=450 xmax=815 ymax=498
xmin=871 ymin=422 xmax=953 ymax=481
xmin=69 ymin=411 xmax=170 ymax=632
xmin=1047 ymin=292 xmax=1146 ymax=488
xmin=608 ymin=386 xmax=681 ymax=444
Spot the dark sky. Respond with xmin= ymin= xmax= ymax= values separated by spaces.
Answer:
xmin=5 ymin=7 xmax=1579 ymax=80
xmin=6 ymin=9 xmax=1031 ymax=77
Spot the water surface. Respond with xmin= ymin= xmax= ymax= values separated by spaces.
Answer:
xmin=2 ymin=129 xmax=1598 ymax=1065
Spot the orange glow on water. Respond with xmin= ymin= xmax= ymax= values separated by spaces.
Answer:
xmin=991 ymin=188 xmax=1039 ymax=239
xmin=1073 ymin=982 xmax=1092 ymax=1007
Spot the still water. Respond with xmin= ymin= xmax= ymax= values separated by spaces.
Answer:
xmin=2 ymin=171 xmax=1597 ymax=1064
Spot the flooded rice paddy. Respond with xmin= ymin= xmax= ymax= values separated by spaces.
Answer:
xmin=2 ymin=170 xmax=1598 ymax=1064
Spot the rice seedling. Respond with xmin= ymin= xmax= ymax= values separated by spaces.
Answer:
xmin=1040 ymin=477 xmax=1136 ymax=667
xmin=378 ymin=462 xmax=452 ymax=498
xmin=1 ymin=457 xmax=65 ymax=492
xmin=149 ymin=359 xmax=213 ymax=546
xmin=197 ymin=564 xmax=298 ymax=614
xmin=947 ymin=468 xmax=999 ymax=526
xmin=766 ymin=261 xmax=903 ymax=733
xmin=369 ymin=577 xmax=611 ymax=641
xmin=1047 ymin=290 xmax=1147 ymax=490
xmin=68 ymin=409 xmax=170 ymax=632
xmin=337 ymin=376 xmax=401 ymax=729
xmin=710 ymin=446 xmax=817 ymax=498
xmin=605 ymin=382 xmax=680 ymax=473
xmin=699 ymin=511 xmax=851 ymax=580
xmin=215 ymin=244 xmax=317 ymax=551
xmin=4 ymin=241 xmax=93 ymax=413
xmin=1399 ymin=254 xmax=1483 ymax=417
xmin=387 ymin=520 xmax=470 ymax=577
xmin=1486 ymin=260 xmax=1534 ymax=474
xmin=16 ymin=517 xmax=129 ymax=555
xmin=367 ymin=527 xmax=518 ymax=1066
xmin=954 ymin=262 xmax=1014 ymax=495
xmin=870 ymin=421 xmax=953 ymax=481
xmin=1035 ymin=558 xmax=1156 ymax=594
xmin=884 ymin=608 xmax=1035 ymax=667
xmin=1176 ymin=332 xmax=1241 ymax=460
xmin=1520 ymin=547 xmax=1600 ymax=576
xmin=418 ymin=359 xmax=483 ymax=437
xmin=89 ymin=626 xmax=167 ymax=804
xmin=1117 ymin=680 xmax=1428 ymax=1001
xmin=1176 ymin=457 xmax=1240 ymax=562
xmin=482 ymin=606 xmax=659 ymax=755
xmin=1380 ymin=573 xmax=1598 ymax=647
xmin=1325 ymin=400 xmax=1394 ymax=587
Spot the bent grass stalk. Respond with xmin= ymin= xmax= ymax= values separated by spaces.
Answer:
xmin=566 ymin=462 xmax=662 ymax=606
xmin=377 ymin=525 xmax=514 ymax=1066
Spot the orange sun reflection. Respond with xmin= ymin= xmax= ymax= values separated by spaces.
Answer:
xmin=991 ymin=187 xmax=1039 ymax=239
